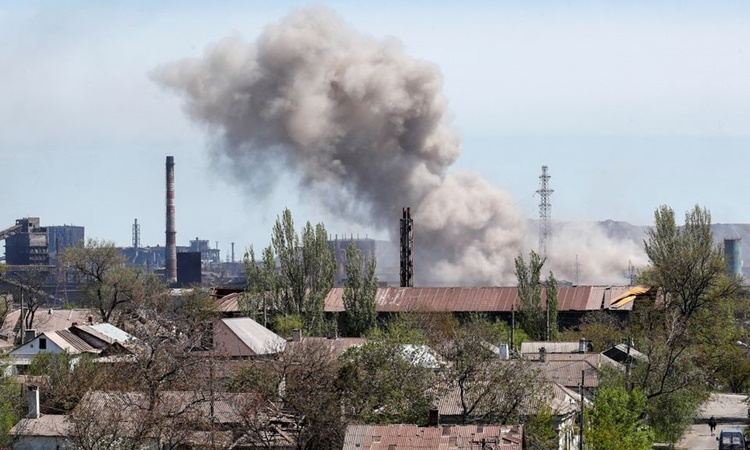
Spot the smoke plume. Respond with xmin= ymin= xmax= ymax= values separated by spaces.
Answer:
xmin=155 ymin=7 xmax=525 ymax=285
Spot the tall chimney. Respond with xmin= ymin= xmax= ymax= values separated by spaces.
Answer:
xmin=400 ymin=207 xmax=414 ymax=287
xmin=28 ymin=386 xmax=40 ymax=419
xmin=165 ymin=156 xmax=177 ymax=284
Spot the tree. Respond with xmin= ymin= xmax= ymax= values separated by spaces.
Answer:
xmin=642 ymin=205 xmax=737 ymax=319
xmin=587 ymin=386 xmax=653 ymax=450
xmin=62 ymin=239 xmax=136 ymax=322
xmin=244 ymin=245 xmax=282 ymax=327
xmin=343 ymin=242 xmax=378 ymax=337
xmin=545 ymin=272 xmax=559 ymax=341
xmin=0 ymin=372 xmax=22 ymax=447
xmin=629 ymin=205 xmax=741 ymax=443
xmin=515 ymin=251 xmax=558 ymax=341
xmin=338 ymin=322 xmax=440 ymax=424
xmin=27 ymin=352 xmax=105 ymax=414
xmin=245 ymin=209 xmax=335 ymax=335
xmin=4 ymin=266 xmax=52 ymax=330
xmin=436 ymin=318 xmax=550 ymax=425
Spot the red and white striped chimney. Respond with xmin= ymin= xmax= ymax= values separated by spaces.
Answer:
xmin=165 ymin=156 xmax=177 ymax=284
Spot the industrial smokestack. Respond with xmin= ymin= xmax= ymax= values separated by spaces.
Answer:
xmin=165 ymin=156 xmax=177 ymax=284
xmin=400 ymin=207 xmax=414 ymax=287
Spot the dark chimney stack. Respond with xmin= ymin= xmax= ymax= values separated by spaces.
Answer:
xmin=165 ymin=156 xmax=177 ymax=284
xmin=400 ymin=207 xmax=414 ymax=287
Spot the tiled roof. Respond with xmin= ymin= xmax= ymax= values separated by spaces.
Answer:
xmin=324 ymin=285 xmax=646 ymax=313
xmin=343 ymin=424 xmax=523 ymax=450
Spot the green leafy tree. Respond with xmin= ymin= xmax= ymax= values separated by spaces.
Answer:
xmin=0 ymin=373 xmax=22 ymax=447
xmin=338 ymin=320 xmax=439 ymax=424
xmin=545 ymin=271 xmax=559 ymax=341
xmin=516 ymin=251 xmax=545 ymax=340
xmin=515 ymin=251 xmax=558 ymax=341
xmin=245 ymin=209 xmax=335 ymax=335
xmin=343 ymin=242 xmax=378 ymax=337
xmin=587 ymin=386 xmax=653 ymax=450
xmin=27 ymin=352 xmax=105 ymax=413
xmin=243 ymin=245 xmax=281 ymax=327
xmin=436 ymin=318 xmax=549 ymax=425
xmin=630 ymin=205 xmax=740 ymax=443
xmin=62 ymin=239 xmax=140 ymax=322
xmin=524 ymin=404 xmax=560 ymax=450
xmin=641 ymin=205 xmax=737 ymax=319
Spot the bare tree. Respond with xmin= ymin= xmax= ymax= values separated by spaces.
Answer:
xmin=5 ymin=266 xmax=52 ymax=330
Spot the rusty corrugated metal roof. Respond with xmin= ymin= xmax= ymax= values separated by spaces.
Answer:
xmin=325 ymin=285 xmax=642 ymax=313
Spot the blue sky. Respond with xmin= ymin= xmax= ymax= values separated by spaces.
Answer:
xmin=2 ymin=1 xmax=749 ymax=257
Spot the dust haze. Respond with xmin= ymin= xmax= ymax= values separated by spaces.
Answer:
xmin=155 ymin=7 xmax=643 ymax=285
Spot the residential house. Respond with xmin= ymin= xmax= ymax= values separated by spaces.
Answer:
xmin=11 ymin=389 xmax=296 ymax=450
xmin=435 ymin=377 xmax=584 ymax=450
xmin=0 ymin=308 xmax=95 ymax=346
xmin=342 ymin=423 xmax=523 ymax=450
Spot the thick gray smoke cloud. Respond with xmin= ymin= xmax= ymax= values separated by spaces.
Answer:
xmin=155 ymin=7 xmax=525 ymax=285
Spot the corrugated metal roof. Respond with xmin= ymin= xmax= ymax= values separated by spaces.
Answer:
xmin=216 ymin=292 xmax=242 ymax=313
xmin=325 ymin=285 xmax=642 ymax=314
xmin=342 ymin=424 xmax=523 ymax=450
xmin=46 ymin=330 xmax=99 ymax=354
xmin=221 ymin=317 xmax=286 ymax=355
xmin=90 ymin=323 xmax=134 ymax=343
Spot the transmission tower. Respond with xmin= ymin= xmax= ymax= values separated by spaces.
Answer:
xmin=536 ymin=165 xmax=554 ymax=259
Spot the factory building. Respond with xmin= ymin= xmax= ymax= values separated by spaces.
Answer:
xmin=47 ymin=225 xmax=85 ymax=266
xmin=2 ymin=218 xmax=49 ymax=265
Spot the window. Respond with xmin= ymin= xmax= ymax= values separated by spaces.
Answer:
xmin=39 ymin=338 xmax=46 ymax=350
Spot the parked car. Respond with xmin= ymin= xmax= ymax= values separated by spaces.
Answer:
xmin=718 ymin=428 xmax=747 ymax=450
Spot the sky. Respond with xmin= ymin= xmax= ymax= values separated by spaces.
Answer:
xmin=2 ymin=1 xmax=750 ymax=260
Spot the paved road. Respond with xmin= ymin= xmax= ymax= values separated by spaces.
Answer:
xmin=676 ymin=393 xmax=748 ymax=450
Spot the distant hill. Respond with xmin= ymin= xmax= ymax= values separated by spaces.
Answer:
xmin=594 ymin=220 xmax=750 ymax=278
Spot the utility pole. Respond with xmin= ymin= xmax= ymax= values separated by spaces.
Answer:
xmin=511 ymin=304 xmax=516 ymax=351
xmin=579 ymin=369 xmax=585 ymax=450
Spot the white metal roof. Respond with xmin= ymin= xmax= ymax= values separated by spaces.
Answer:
xmin=220 ymin=317 xmax=285 ymax=355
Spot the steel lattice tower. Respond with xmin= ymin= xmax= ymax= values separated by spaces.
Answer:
xmin=536 ymin=165 xmax=553 ymax=259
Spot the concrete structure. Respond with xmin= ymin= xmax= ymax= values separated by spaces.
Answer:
xmin=724 ymin=238 xmax=743 ymax=277
xmin=47 ymin=225 xmax=84 ymax=266
xmin=165 ymin=155 xmax=177 ymax=284
xmin=176 ymin=251 xmax=202 ymax=286
xmin=4 ymin=218 xmax=49 ymax=265
xmin=329 ymin=236 xmax=377 ymax=285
